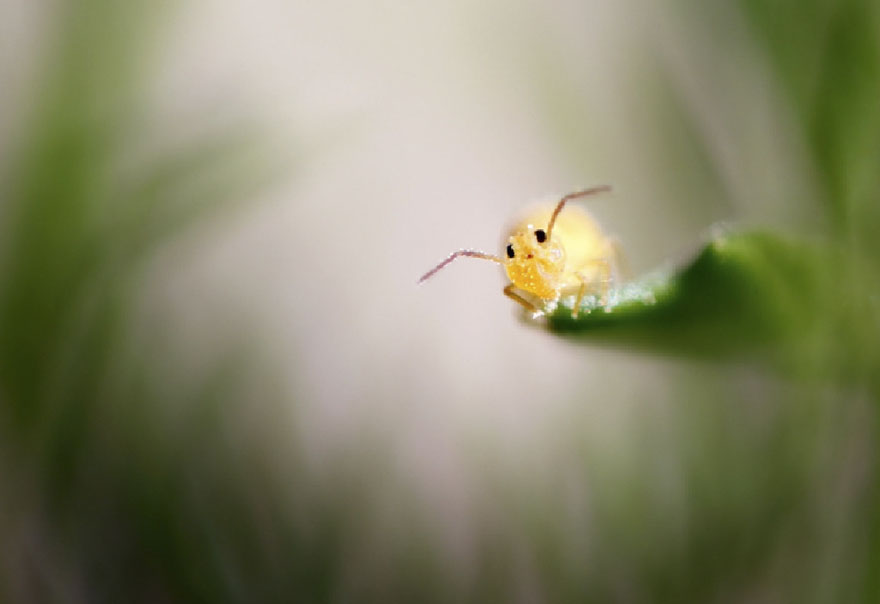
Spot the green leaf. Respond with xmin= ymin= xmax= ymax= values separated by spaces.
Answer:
xmin=545 ymin=230 xmax=831 ymax=361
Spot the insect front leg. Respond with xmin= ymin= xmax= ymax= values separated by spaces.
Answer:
xmin=503 ymin=284 xmax=541 ymax=316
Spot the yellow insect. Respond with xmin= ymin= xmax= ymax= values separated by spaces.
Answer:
xmin=418 ymin=186 xmax=625 ymax=318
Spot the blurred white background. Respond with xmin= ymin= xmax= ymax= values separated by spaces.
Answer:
xmin=127 ymin=0 xmax=820 ymax=477
xmin=0 ymin=0 xmax=825 ymax=579
xmin=7 ymin=0 xmax=875 ymax=599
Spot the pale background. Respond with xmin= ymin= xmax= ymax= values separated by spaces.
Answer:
xmin=0 ymin=0 xmax=842 ymax=598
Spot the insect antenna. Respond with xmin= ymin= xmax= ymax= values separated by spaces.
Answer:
xmin=546 ymin=185 xmax=612 ymax=239
xmin=418 ymin=250 xmax=503 ymax=284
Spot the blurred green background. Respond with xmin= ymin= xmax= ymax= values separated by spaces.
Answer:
xmin=1 ymin=0 xmax=878 ymax=602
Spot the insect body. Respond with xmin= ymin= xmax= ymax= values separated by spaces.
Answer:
xmin=419 ymin=186 xmax=623 ymax=318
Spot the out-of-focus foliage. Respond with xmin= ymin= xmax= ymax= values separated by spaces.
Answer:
xmin=738 ymin=0 xmax=880 ymax=387
xmin=737 ymin=2 xmax=880 ymax=599
xmin=1 ymin=0 xmax=879 ymax=603
xmin=0 ymin=1 xmax=329 ymax=602
xmin=741 ymin=0 xmax=880 ymax=230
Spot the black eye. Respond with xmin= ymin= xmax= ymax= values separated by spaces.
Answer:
xmin=506 ymin=244 xmax=515 ymax=258
xmin=535 ymin=229 xmax=546 ymax=243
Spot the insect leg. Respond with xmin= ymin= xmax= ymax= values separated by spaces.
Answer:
xmin=503 ymin=284 xmax=540 ymax=315
xmin=573 ymin=280 xmax=587 ymax=319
